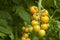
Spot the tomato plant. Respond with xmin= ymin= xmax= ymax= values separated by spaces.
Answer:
xmin=31 ymin=20 xmax=39 ymax=26
xmin=23 ymin=33 xmax=29 ymax=39
xmin=40 ymin=16 xmax=49 ymax=23
xmin=29 ymin=6 xmax=38 ymax=14
xmin=39 ymin=30 xmax=46 ymax=37
xmin=32 ymin=13 xmax=40 ymax=20
xmin=40 ymin=9 xmax=49 ymax=16
xmin=41 ymin=24 xmax=49 ymax=30
xmin=0 ymin=0 xmax=60 ymax=40
xmin=33 ymin=25 xmax=40 ymax=32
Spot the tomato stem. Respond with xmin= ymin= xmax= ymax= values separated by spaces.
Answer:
xmin=38 ymin=0 xmax=42 ymax=12
xmin=24 ymin=22 xmax=28 ymax=27
xmin=51 ymin=9 xmax=59 ymax=18
xmin=15 ymin=26 xmax=18 ymax=40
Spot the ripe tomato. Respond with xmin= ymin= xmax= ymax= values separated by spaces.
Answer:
xmin=40 ymin=9 xmax=48 ymax=16
xmin=41 ymin=24 xmax=49 ymax=30
xmin=24 ymin=27 xmax=29 ymax=33
xmin=39 ymin=30 xmax=46 ymax=37
xmin=26 ymin=38 xmax=31 ymax=40
xmin=32 ymin=13 xmax=40 ymax=20
xmin=33 ymin=25 xmax=40 ymax=32
xmin=21 ymin=37 xmax=26 ymax=40
xmin=29 ymin=6 xmax=38 ymax=14
xmin=31 ymin=20 xmax=39 ymax=26
xmin=29 ymin=27 xmax=33 ymax=32
xmin=40 ymin=16 xmax=49 ymax=23
xmin=23 ymin=33 xmax=29 ymax=39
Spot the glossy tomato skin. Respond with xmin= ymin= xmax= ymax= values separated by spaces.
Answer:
xmin=32 ymin=13 xmax=40 ymax=20
xmin=22 ymin=27 xmax=29 ymax=33
xmin=40 ymin=9 xmax=48 ymax=16
xmin=26 ymin=38 xmax=31 ymax=40
xmin=41 ymin=24 xmax=49 ymax=30
xmin=29 ymin=6 xmax=38 ymax=14
xmin=23 ymin=33 xmax=29 ymax=39
xmin=39 ymin=30 xmax=46 ymax=37
xmin=29 ymin=27 xmax=33 ymax=32
xmin=31 ymin=20 xmax=39 ymax=26
xmin=24 ymin=27 xmax=29 ymax=33
xmin=21 ymin=37 xmax=26 ymax=40
xmin=33 ymin=25 xmax=40 ymax=32
xmin=22 ymin=34 xmax=30 ymax=40
xmin=40 ymin=16 xmax=49 ymax=23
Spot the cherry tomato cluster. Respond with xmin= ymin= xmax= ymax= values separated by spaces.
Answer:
xmin=21 ymin=6 xmax=49 ymax=40
xmin=29 ymin=6 xmax=49 ymax=37
xmin=21 ymin=26 xmax=33 ymax=40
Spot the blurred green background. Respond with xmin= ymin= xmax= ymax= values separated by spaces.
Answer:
xmin=0 ymin=0 xmax=60 ymax=40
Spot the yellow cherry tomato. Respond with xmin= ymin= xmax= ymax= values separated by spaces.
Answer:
xmin=29 ymin=27 xmax=33 ymax=32
xmin=29 ymin=6 xmax=38 ymax=14
xmin=39 ymin=30 xmax=46 ymax=37
xmin=26 ymin=38 xmax=31 ymax=40
xmin=23 ymin=33 xmax=29 ymax=39
xmin=33 ymin=25 xmax=40 ymax=32
xmin=24 ymin=27 xmax=29 ymax=33
xmin=40 ymin=9 xmax=48 ymax=16
xmin=21 ymin=37 xmax=26 ymax=40
xmin=40 ymin=16 xmax=49 ymax=23
xmin=31 ymin=20 xmax=39 ymax=26
xmin=32 ymin=13 xmax=40 ymax=20
xmin=41 ymin=24 xmax=49 ymax=30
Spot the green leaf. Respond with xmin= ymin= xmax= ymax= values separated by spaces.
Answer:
xmin=0 ymin=11 xmax=12 ymax=20
xmin=56 ymin=0 xmax=60 ymax=9
xmin=48 ymin=8 xmax=54 ymax=16
xmin=52 ymin=9 xmax=60 ymax=19
xmin=25 ymin=0 xmax=36 ymax=8
xmin=33 ymin=36 xmax=39 ymax=40
xmin=16 ymin=6 xmax=31 ymax=23
xmin=12 ymin=0 xmax=21 ymax=4
xmin=0 ymin=19 xmax=12 ymax=33
xmin=42 ymin=0 xmax=55 ymax=8
xmin=0 ymin=10 xmax=14 ymax=40
xmin=0 ymin=26 xmax=14 ymax=40
xmin=0 ymin=32 xmax=6 ymax=38
xmin=0 ymin=19 xmax=7 ymax=27
xmin=9 ymin=33 xmax=14 ymax=40
xmin=0 ymin=26 xmax=10 ymax=34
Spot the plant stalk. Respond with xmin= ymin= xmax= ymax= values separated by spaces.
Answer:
xmin=38 ymin=0 xmax=42 ymax=12
xmin=15 ymin=26 xmax=18 ymax=40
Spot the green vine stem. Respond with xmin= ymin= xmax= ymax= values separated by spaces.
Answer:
xmin=38 ymin=0 xmax=42 ymax=25
xmin=15 ymin=26 xmax=18 ymax=40
xmin=51 ymin=9 xmax=59 ymax=18
xmin=38 ymin=0 xmax=42 ymax=12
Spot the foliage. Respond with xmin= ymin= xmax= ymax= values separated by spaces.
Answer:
xmin=0 ymin=0 xmax=60 ymax=40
